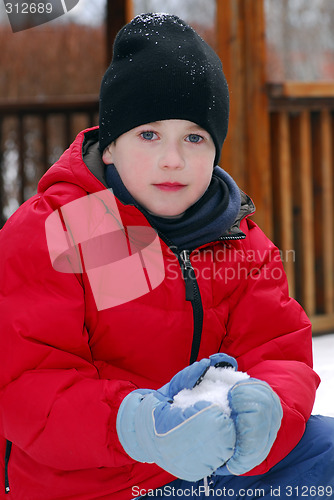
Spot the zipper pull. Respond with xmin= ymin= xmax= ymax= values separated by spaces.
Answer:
xmin=4 ymin=440 xmax=12 ymax=495
xmin=180 ymin=250 xmax=194 ymax=301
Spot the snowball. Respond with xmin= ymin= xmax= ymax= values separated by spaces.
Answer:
xmin=172 ymin=367 xmax=249 ymax=416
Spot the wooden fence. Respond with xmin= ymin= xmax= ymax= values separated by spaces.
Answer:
xmin=268 ymin=82 xmax=334 ymax=333
xmin=0 ymin=96 xmax=99 ymax=227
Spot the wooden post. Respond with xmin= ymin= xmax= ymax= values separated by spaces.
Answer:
xmin=290 ymin=111 xmax=316 ymax=316
xmin=270 ymin=111 xmax=295 ymax=297
xmin=217 ymin=0 xmax=272 ymax=238
xmin=106 ymin=0 xmax=133 ymax=66
xmin=216 ymin=0 xmax=247 ymax=190
xmin=243 ymin=0 xmax=272 ymax=238
xmin=312 ymin=110 xmax=334 ymax=315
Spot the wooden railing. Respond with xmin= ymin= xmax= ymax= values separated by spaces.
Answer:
xmin=267 ymin=82 xmax=334 ymax=333
xmin=0 ymin=95 xmax=99 ymax=227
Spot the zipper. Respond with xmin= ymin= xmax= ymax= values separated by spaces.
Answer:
xmin=203 ymin=476 xmax=210 ymax=496
xmin=203 ymin=476 xmax=214 ymax=496
xmin=179 ymin=249 xmax=195 ymax=301
xmin=4 ymin=440 xmax=12 ymax=494
xmin=219 ymin=234 xmax=246 ymax=241
xmin=179 ymin=250 xmax=204 ymax=364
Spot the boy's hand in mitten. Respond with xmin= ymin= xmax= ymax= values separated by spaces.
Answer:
xmin=216 ymin=378 xmax=283 ymax=476
xmin=116 ymin=353 xmax=237 ymax=481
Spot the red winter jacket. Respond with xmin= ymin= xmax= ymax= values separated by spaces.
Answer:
xmin=0 ymin=128 xmax=320 ymax=499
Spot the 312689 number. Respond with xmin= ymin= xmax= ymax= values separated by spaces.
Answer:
xmin=5 ymin=3 xmax=53 ymax=14
xmin=286 ymin=485 xmax=333 ymax=497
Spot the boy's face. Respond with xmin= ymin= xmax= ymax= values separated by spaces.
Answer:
xmin=102 ymin=119 xmax=216 ymax=218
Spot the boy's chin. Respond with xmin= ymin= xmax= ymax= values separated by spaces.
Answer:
xmin=160 ymin=212 xmax=186 ymax=219
xmin=146 ymin=208 xmax=185 ymax=219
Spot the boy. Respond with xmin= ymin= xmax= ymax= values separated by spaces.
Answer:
xmin=0 ymin=13 xmax=333 ymax=500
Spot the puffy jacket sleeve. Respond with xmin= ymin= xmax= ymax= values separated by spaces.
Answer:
xmin=0 ymin=189 xmax=137 ymax=471
xmin=223 ymin=218 xmax=320 ymax=475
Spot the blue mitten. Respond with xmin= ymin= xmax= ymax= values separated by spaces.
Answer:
xmin=215 ymin=378 xmax=283 ymax=476
xmin=116 ymin=353 xmax=237 ymax=481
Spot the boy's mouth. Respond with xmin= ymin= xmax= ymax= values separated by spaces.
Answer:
xmin=153 ymin=182 xmax=186 ymax=192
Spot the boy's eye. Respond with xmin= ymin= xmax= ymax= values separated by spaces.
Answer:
xmin=186 ymin=134 xmax=203 ymax=143
xmin=140 ymin=131 xmax=158 ymax=141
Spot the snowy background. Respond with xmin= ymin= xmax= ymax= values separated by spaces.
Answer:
xmin=312 ymin=334 xmax=334 ymax=417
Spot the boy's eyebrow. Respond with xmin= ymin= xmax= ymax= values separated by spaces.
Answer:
xmin=181 ymin=123 xmax=208 ymax=132
xmin=185 ymin=125 xmax=210 ymax=135
xmin=136 ymin=121 xmax=160 ymax=128
xmin=136 ymin=121 xmax=209 ymax=133
xmin=189 ymin=125 xmax=207 ymax=132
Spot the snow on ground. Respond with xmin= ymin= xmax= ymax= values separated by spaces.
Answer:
xmin=312 ymin=333 xmax=334 ymax=417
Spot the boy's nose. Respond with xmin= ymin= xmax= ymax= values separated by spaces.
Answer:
xmin=158 ymin=143 xmax=185 ymax=170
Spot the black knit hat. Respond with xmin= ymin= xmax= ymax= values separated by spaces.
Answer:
xmin=99 ymin=13 xmax=229 ymax=166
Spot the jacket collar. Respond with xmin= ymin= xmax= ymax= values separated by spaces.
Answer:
xmin=219 ymin=190 xmax=255 ymax=241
